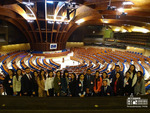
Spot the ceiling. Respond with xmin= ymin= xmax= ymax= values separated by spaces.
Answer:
xmin=0 ymin=0 xmax=150 ymax=47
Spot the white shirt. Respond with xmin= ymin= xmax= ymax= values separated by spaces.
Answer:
xmin=45 ymin=77 xmax=54 ymax=91
xmin=26 ymin=74 xmax=32 ymax=80
xmin=103 ymin=78 xmax=110 ymax=86
xmin=124 ymin=78 xmax=128 ymax=87
xmin=130 ymin=72 xmax=137 ymax=87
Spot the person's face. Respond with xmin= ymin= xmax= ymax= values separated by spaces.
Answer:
xmin=65 ymin=72 xmax=68 ymax=77
xmin=71 ymin=74 xmax=75 ymax=79
xmin=41 ymin=71 xmax=45 ymax=75
xmin=130 ymin=66 xmax=135 ymax=71
xmin=8 ymin=70 xmax=13 ymax=75
xmin=116 ymin=73 xmax=120 ymax=79
xmin=115 ymin=66 xmax=120 ymax=72
xmin=103 ymin=81 xmax=107 ymax=86
xmin=102 ymin=73 xmax=107 ymax=79
xmin=57 ymin=72 xmax=61 ymax=77
xmin=17 ymin=70 xmax=21 ymax=75
xmin=80 ymin=74 xmax=84 ymax=80
xmin=126 ymin=72 xmax=130 ymax=78
xmin=137 ymin=72 xmax=142 ymax=77
xmin=49 ymin=72 xmax=53 ymax=77
xmin=26 ymin=69 xmax=30 ymax=74
xmin=34 ymin=72 xmax=38 ymax=77
xmin=87 ymin=70 xmax=91 ymax=75
xmin=96 ymin=72 xmax=99 ymax=77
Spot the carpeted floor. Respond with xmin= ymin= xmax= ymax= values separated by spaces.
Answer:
xmin=0 ymin=95 xmax=149 ymax=113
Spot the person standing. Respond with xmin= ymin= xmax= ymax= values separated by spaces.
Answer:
xmin=76 ymin=73 xmax=86 ymax=97
xmin=61 ymin=70 xmax=69 ymax=96
xmin=123 ymin=71 xmax=132 ymax=96
xmin=134 ymin=71 xmax=145 ymax=95
xmin=69 ymin=73 xmax=77 ymax=97
xmin=84 ymin=69 xmax=94 ymax=96
xmin=101 ymin=80 xmax=113 ymax=96
xmin=54 ymin=71 xmax=62 ymax=96
xmin=45 ymin=70 xmax=54 ymax=97
xmin=32 ymin=70 xmax=39 ymax=96
xmin=37 ymin=69 xmax=46 ymax=97
xmin=21 ymin=67 xmax=34 ymax=96
xmin=93 ymin=71 xmax=102 ymax=96
xmin=13 ymin=69 xmax=22 ymax=96
xmin=127 ymin=64 xmax=137 ymax=94
xmin=3 ymin=69 xmax=14 ymax=95
xmin=111 ymin=72 xmax=124 ymax=96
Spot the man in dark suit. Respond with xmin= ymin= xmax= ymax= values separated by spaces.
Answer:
xmin=101 ymin=80 xmax=113 ymax=96
xmin=84 ymin=69 xmax=94 ymax=96
xmin=21 ymin=67 xmax=35 ymax=96
xmin=109 ymin=65 xmax=124 ymax=81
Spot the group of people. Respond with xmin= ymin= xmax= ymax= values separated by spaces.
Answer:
xmin=1 ymin=64 xmax=145 ymax=97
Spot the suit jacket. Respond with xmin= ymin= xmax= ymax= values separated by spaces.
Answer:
xmin=61 ymin=77 xmax=69 ymax=93
xmin=84 ymin=74 xmax=94 ymax=92
xmin=32 ymin=75 xmax=38 ymax=96
xmin=101 ymin=86 xmax=113 ymax=96
xmin=54 ymin=77 xmax=61 ymax=94
xmin=3 ymin=75 xmax=13 ymax=95
xmin=123 ymin=78 xmax=132 ymax=95
xmin=109 ymin=70 xmax=124 ymax=80
xmin=69 ymin=79 xmax=77 ymax=96
xmin=21 ymin=74 xmax=34 ymax=95
xmin=111 ymin=78 xmax=124 ymax=96
xmin=76 ymin=80 xmax=86 ymax=96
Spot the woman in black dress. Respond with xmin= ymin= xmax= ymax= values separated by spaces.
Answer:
xmin=69 ymin=73 xmax=77 ymax=97
xmin=3 ymin=69 xmax=14 ymax=95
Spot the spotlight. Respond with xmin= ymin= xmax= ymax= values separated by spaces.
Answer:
xmin=107 ymin=5 xmax=116 ymax=10
xmin=117 ymin=8 xmax=124 ymax=12
xmin=27 ymin=20 xmax=34 ymax=23
xmin=121 ymin=12 xmax=127 ymax=16
xmin=56 ymin=21 xmax=62 ymax=24
xmin=48 ymin=21 xmax=54 ymax=24
xmin=116 ymin=15 xmax=120 ymax=19
xmin=64 ymin=22 xmax=69 ymax=25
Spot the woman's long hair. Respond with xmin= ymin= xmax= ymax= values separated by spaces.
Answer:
xmin=71 ymin=73 xmax=76 ymax=81
xmin=56 ymin=70 xmax=61 ymax=78
xmin=63 ymin=69 xmax=69 ymax=78
xmin=128 ymin=64 xmax=136 ymax=75
xmin=78 ymin=73 xmax=84 ymax=81
xmin=94 ymin=71 xmax=100 ymax=80
xmin=16 ymin=69 xmax=22 ymax=81
xmin=137 ymin=71 xmax=143 ymax=83
xmin=47 ymin=70 xmax=54 ymax=78
xmin=39 ymin=69 xmax=46 ymax=81
xmin=8 ymin=69 xmax=14 ymax=77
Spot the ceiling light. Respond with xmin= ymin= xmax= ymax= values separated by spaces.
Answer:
xmin=56 ymin=21 xmax=62 ymax=24
xmin=117 ymin=8 xmax=124 ymax=12
xmin=122 ymin=29 xmax=127 ymax=33
xmin=75 ymin=19 xmax=85 ymax=25
xmin=27 ymin=20 xmax=34 ymax=23
xmin=132 ymin=28 xmax=149 ymax=33
xmin=122 ymin=1 xmax=134 ymax=5
xmin=22 ymin=2 xmax=34 ymax=6
xmin=102 ymin=19 xmax=109 ymax=23
xmin=48 ymin=21 xmax=54 ymax=24
xmin=47 ymin=1 xmax=53 ymax=4
xmin=114 ymin=28 xmax=120 ymax=32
